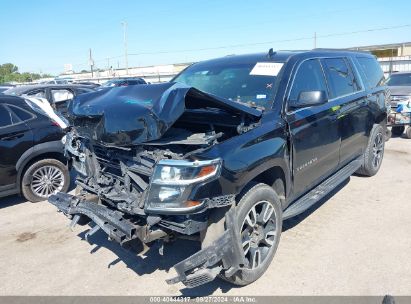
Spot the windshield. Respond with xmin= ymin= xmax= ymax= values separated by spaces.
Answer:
xmin=386 ymin=73 xmax=411 ymax=86
xmin=173 ymin=61 xmax=282 ymax=109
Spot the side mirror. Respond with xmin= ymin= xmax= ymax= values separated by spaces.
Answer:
xmin=289 ymin=90 xmax=328 ymax=109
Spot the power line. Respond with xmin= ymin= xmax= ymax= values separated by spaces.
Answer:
xmin=126 ymin=24 xmax=411 ymax=56
xmin=39 ymin=23 xmax=411 ymax=73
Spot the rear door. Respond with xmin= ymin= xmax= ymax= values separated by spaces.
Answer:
xmin=0 ymin=104 xmax=34 ymax=188
xmin=286 ymin=58 xmax=341 ymax=197
xmin=321 ymin=57 xmax=368 ymax=166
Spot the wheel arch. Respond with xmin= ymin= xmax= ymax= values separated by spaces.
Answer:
xmin=237 ymin=165 xmax=287 ymax=208
xmin=16 ymin=141 xmax=66 ymax=192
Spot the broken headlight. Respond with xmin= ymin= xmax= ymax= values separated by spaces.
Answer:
xmin=145 ymin=159 xmax=222 ymax=212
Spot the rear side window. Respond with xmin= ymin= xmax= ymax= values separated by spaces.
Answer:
xmin=289 ymin=59 xmax=328 ymax=102
xmin=323 ymin=58 xmax=358 ymax=98
xmin=8 ymin=105 xmax=34 ymax=121
xmin=356 ymin=57 xmax=384 ymax=88
xmin=0 ymin=104 xmax=21 ymax=127
xmin=0 ymin=104 xmax=14 ymax=127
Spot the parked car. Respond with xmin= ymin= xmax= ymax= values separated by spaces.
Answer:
xmin=3 ymin=84 xmax=96 ymax=116
xmin=72 ymin=81 xmax=100 ymax=88
xmin=0 ymin=95 xmax=70 ymax=202
xmin=0 ymin=84 xmax=15 ymax=94
xmin=48 ymin=49 xmax=387 ymax=288
xmin=385 ymin=72 xmax=411 ymax=136
xmin=100 ymin=77 xmax=146 ymax=88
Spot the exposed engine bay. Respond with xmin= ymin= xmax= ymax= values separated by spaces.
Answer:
xmin=49 ymin=82 xmax=260 ymax=287
xmin=64 ymin=82 xmax=261 ymax=218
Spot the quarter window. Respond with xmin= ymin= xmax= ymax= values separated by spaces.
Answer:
xmin=289 ymin=59 xmax=328 ymax=102
xmin=8 ymin=105 xmax=34 ymax=121
xmin=357 ymin=57 xmax=384 ymax=88
xmin=323 ymin=58 xmax=358 ymax=98
xmin=0 ymin=104 xmax=20 ymax=128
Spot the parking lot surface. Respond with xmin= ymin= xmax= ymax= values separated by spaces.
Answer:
xmin=0 ymin=137 xmax=410 ymax=296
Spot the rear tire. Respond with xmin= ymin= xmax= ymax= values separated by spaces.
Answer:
xmin=357 ymin=124 xmax=385 ymax=177
xmin=220 ymin=183 xmax=282 ymax=286
xmin=392 ymin=126 xmax=404 ymax=137
xmin=21 ymin=158 xmax=70 ymax=203
xmin=405 ymin=127 xmax=411 ymax=139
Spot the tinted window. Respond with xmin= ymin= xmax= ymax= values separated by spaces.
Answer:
xmin=127 ymin=80 xmax=139 ymax=85
xmin=0 ymin=104 xmax=21 ymax=127
xmin=357 ymin=57 xmax=384 ymax=88
xmin=386 ymin=73 xmax=411 ymax=86
xmin=8 ymin=105 xmax=34 ymax=121
xmin=0 ymin=104 xmax=13 ymax=127
xmin=323 ymin=58 xmax=358 ymax=98
xmin=289 ymin=59 xmax=327 ymax=102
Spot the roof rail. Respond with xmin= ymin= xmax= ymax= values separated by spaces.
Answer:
xmin=312 ymin=48 xmax=371 ymax=54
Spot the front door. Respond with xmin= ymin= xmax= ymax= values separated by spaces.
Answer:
xmin=286 ymin=59 xmax=341 ymax=198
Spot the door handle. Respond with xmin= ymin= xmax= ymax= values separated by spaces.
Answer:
xmin=0 ymin=133 xmax=24 ymax=141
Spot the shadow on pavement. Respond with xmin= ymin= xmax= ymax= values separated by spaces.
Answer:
xmin=77 ymin=224 xmax=237 ymax=296
xmin=0 ymin=195 xmax=27 ymax=209
xmin=0 ymin=169 xmax=77 ymax=209
xmin=283 ymin=177 xmax=350 ymax=231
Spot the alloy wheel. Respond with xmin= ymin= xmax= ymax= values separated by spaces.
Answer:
xmin=241 ymin=200 xmax=278 ymax=269
xmin=30 ymin=165 xmax=65 ymax=198
xmin=372 ymin=132 xmax=384 ymax=169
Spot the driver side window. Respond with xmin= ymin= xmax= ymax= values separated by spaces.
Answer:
xmin=289 ymin=59 xmax=328 ymax=102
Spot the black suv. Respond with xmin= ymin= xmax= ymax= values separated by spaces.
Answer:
xmin=49 ymin=49 xmax=387 ymax=288
xmin=0 ymin=95 xmax=70 ymax=202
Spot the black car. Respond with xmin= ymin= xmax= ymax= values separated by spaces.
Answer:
xmin=3 ymin=84 xmax=95 ymax=116
xmin=48 ymin=49 xmax=388 ymax=288
xmin=0 ymin=95 xmax=70 ymax=202
xmin=100 ymin=77 xmax=147 ymax=88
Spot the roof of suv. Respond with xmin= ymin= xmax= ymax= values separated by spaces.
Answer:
xmin=189 ymin=49 xmax=374 ymax=68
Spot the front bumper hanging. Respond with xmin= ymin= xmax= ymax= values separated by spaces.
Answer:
xmin=166 ymin=211 xmax=247 ymax=288
xmin=48 ymin=192 xmax=246 ymax=288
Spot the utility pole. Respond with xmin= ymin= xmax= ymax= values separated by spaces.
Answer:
xmin=121 ymin=21 xmax=129 ymax=75
xmin=89 ymin=48 xmax=94 ymax=78
xmin=313 ymin=32 xmax=317 ymax=49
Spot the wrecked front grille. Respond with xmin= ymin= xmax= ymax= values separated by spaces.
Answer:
xmin=92 ymin=144 xmax=155 ymax=192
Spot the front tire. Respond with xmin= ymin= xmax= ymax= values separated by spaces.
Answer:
xmin=357 ymin=124 xmax=385 ymax=177
xmin=21 ymin=158 xmax=70 ymax=203
xmin=221 ymin=183 xmax=282 ymax=286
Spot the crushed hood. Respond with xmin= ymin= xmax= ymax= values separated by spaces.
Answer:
xmin=69 ymin=82 xmax=262 ymax=146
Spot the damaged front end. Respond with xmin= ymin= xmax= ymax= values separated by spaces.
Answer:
xmin=49 ymin=82 xmax=260 ymax=288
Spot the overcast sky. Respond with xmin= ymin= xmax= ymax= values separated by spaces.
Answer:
xmin=1 ymin=0 xmax=410 ymax=75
